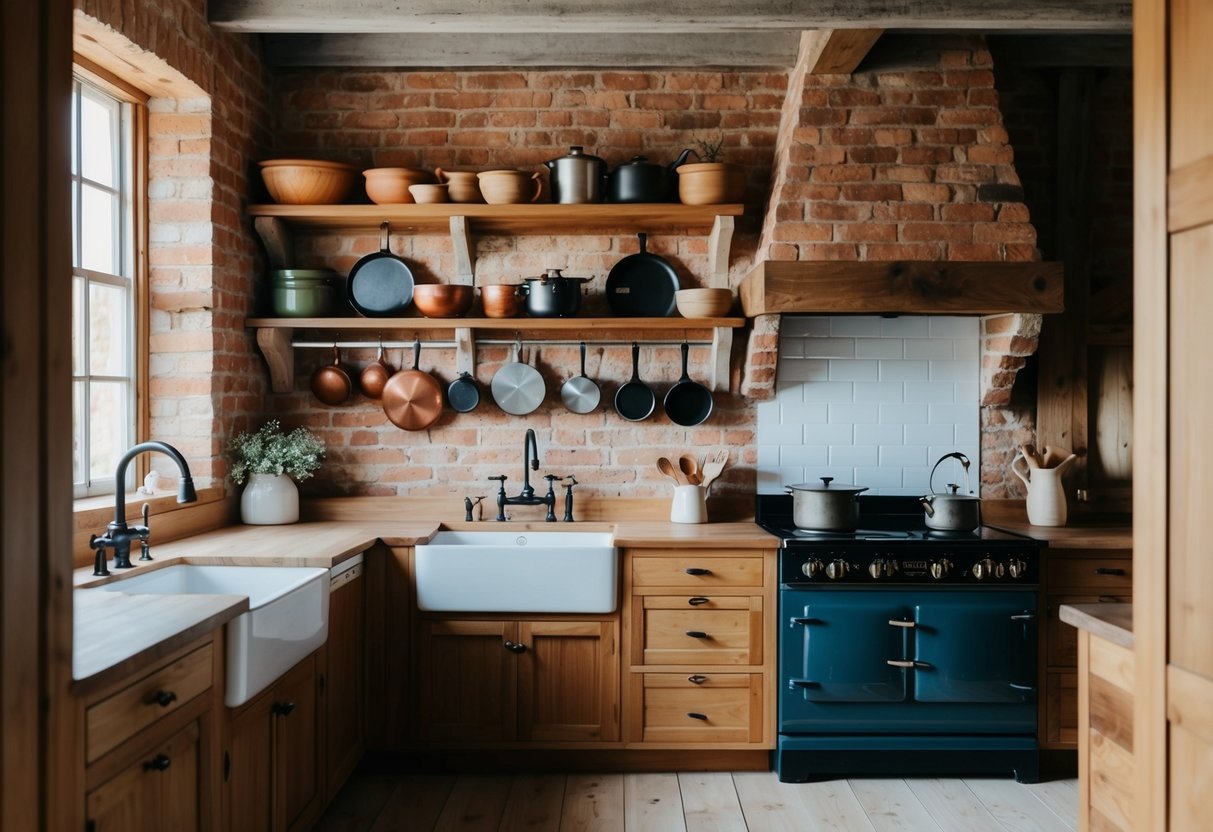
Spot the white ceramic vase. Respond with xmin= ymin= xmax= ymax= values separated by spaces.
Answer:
xmin=240 ymin=473 xmax=300 ymax=525
xmin=670 ymin=485 xmax=708 ymax=524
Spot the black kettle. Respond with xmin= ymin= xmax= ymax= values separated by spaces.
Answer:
xmin=607 ymin=149 xmax=694 ymax=203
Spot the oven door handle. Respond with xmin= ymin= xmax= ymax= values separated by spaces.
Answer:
xmin=1010 ymin=613 xmax=1036 ymax=621
xmin=789 ymin=617 xmax=820 ymax=627
xmin=888 ymin=619 xmax=916 ymax=628
xmin=787 ymin=678 xmax=820 ymax=690
xmin=1009 ymin=682 xmax=1038 ymax=693
xmin=886 ymin=659 xmax=932 ymax=669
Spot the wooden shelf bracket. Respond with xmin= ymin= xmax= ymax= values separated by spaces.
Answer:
xmin=707 ymin=214 xmax=734 ymax=290
xmin=256 ymin=326 xmax=294 ymax=392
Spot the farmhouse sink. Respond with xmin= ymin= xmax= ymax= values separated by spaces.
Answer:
xmin=97 ymin=565 xmax=329 ymax=707
xmin=415 ymin=530 xmax=618 ymax=613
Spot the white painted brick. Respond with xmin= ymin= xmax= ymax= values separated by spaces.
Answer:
xmin=801 ymin=337 xmax=857 ymax=359
xmin=880 ymin=445 xmax=928 ymax=467
xmin=880 ymin=403 xmax=930 ymax=424
xmin=855 ymin=423 xmax=904 ymax=445
xmin=807 ymin=423 xmax=855 ymax=445
xmin=929 ymin=317 xmax=980 ymax=338
xmin=831 ymin=445 xmax=878 ymax=467
xmin=828 ymin=403 xmax=879 ymax=424
xmin=779 ymin=357 xmax=830 ymax=381
xmin=904 ymin=381 xmax=956 ymax=403
xmin=855 ymin=338 xmax=904 ymax=359
xmin=782 ymin=316 xmax=831 ymax=337
xmin=828 ymin=359 xmax=879 ymax=381
xmin=853 ymin=382 xmax=905 ymax=404
xmin=880 ymin=317 xmax=930 ymax=337
xmin=781 ymin=445 xmax=829 ymax=466
xmin=830 ymin=316 xmax=883 ymax=336
xmin=879 ymin=360 xmax=930 ymax=381
xmin=929 ymin=360 xmax=978 ymax=382
xmin=904 ymin=338 xmax=955 ymax=360
xmin=905 ymin=424 xmax=956 ymax=445
xmin=929 ymin=403 xmax=979 ymax=426
xmin=802 ymin=381 xmax=855 ymax=403
xmin=782 ymin=402 xmax=829 ymax=424
xmin=853 ymin=466 xmax=904 ymax=487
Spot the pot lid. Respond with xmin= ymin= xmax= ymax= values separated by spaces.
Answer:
xmin=619 ymin=155 xmax=659 ymax=168
xmin=786 ymin=477 xmax=869 ymax=493
xmin=525 ymin=269 xmax=590 ymax=283
xmin=548 ymin=145 xmax=605 ymax=164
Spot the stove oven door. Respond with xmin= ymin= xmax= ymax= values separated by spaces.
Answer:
xmin=912 ymin=590 xmax=1037 ymax=704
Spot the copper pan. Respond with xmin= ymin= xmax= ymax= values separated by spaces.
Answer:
xmin=311 ymin=344 xmax=352 ymax=406
xmin=382 ymin=338 xmax=443 ymax=431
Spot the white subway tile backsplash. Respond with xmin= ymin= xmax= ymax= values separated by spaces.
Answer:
xmin=757 ymin=400 xmax=781 ymax=432
xmin=802 ymin=337 xmax=857 ymax=358
xmin=762 ymin=423 xmax=804 ymax=446
xmin=853 ymin=382 xmax=905 ymax=404
xmin=880 ymin=317 xmax=930 ymax=337
xmin=757 ymin=445 xmax=780 ymax=467
xmin=782 ymin=316 xmax=831 ymax=337
xmin=879 ymin=403 xmax=930 ymax=424
xmin=830 ymin=317 xmax=884 ymax=336
xmin=954 ymin=382 xmax=980 ymax=403
xmin=929 ymin=360 xmax=978 ymax=382
xmin=855 ymin=423 xmax=904 ymax=445
xmin=904 ymin=424 xmax=957 ymax=446
xmin=880 ymin=445 xmax=928 ymax=467
xmin=901 ymin=467 xmax=934 ymax=491
xmin=803 ymin=381 xmax=855 ymax=403
xmin=831 ymin=445 xmax=879 ymax=467
xmin=781 ymin=445 xmax=829 ymax=467
xmin=779 ymin=358 xmax=829 ymax=381
xmin=853 ymin=466 xmax=905 ymax=488
xmin=879 ymin=360 xmax=931 ymax=381
xmin=808 ymin=424 xmax=856 ymax=445
xmin=904 ymin=381 xmax=956 ymax=403
xmin=855 ymin=338 xmax=904 ymax=359
xmin=929 ymin=403 xmax=979 ymax=425
xmin=929 ymin=317 xmax=980 ymax=338
xmin=781 ymin=402 xmax=829 ymax=425
xmin=954 ymin=423 xmax=980 ymax=446
xmin=828 ymin=359 xmax=879 ymax=381
xmin=904 ymin=339 xmax=955 ymax=360
xmin=953 ymin=338 xmax=979 ymax=361
xmin=828 ymin=403 xmax=880 ymax=424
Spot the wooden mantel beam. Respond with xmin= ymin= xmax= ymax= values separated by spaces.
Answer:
xmin=210 ymin=0 xmax=1131 ymax=34
xmin=801 ymin=29 xmax=884 ymax=74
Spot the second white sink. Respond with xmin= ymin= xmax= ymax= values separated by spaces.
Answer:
xmin=415 ymin=530 xmax=618 ymax=613
xmin=98 ymin=564 xmax=329 ymax=707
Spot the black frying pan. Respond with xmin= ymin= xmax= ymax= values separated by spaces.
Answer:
xmin=663 ymin=342 xmax=714 ymax=426
xmin=447 ymin=372 xmax=481 ymax=413
xmin=347 ymin=221 xmax=415 ymax=317
xmin=605 ymin=232 xmax=680 ymax=317
xmin=614 ymin=342 xmax=655 ymax=421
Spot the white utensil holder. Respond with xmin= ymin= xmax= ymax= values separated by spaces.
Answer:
xmin=670 ymin=485 xmax=708 ymax=524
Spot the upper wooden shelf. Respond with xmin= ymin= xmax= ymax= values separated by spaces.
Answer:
xmin=245 ymin=316 xmax=743 ymax=331
xmin=246 ymin=203 xmax=745 ymax=234
xmin=740 ymin=260 xmax=1065 ymax=316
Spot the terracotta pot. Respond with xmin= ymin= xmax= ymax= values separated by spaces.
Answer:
xmin=435 ymin=168 xmax=484 ymax=204
xmin=477 ymin=170 xmax=543 ymax=205
xmin=363 ymin=167 xmax=432 ymax=204
xmin=408 ymin=183 xmax=448 ymax=204
xmin=676 ymin=162 xmax=745 ymax=205
xmin=412 ymin=284 xmax=474 ymax=318
xmin=480 ymin=284 xmax=524 ymax=318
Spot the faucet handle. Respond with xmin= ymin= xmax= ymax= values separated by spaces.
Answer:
xmin=543 ymin=474 xmax=560 ymax=483
xmin=89 ymin=534 xmax=111 ymax=577
xmin=488 ymin=475 xmax=507 ymax=482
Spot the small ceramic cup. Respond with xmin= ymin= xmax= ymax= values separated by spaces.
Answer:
xmin=670 ymin=485 xmax=708 ymax=524
xmin=408 ymin=183 xmax=449 ymax=204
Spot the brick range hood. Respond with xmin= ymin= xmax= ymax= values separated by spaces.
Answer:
xmin=737 ymin=34 xmax=1063 ymax=408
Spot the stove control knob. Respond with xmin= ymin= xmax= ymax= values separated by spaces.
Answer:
xmin=1007 ymin=558 xmax=1028 ymax=579
xmin=973 ymin=557 xmax=1000 ymax=581
xmin=868 ymin=559 xmax=897 ymax=579
xmin=801 ymin=559 xmax=824 ymax=579
xmin=825 ymin=559 xmax=850 ymax=580
xmin=929 ymin=559 xmax=952 ymax=580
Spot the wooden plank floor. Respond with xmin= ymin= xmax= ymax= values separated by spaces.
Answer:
xmin=315 ymin=771 xmax=1077 ymax=832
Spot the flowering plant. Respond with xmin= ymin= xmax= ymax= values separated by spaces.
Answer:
xmin=228 ymin=420 xmax=325 ymax=485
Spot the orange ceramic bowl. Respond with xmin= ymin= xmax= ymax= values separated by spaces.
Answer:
xmin=260 ymin=159 xmax=359 ymax=204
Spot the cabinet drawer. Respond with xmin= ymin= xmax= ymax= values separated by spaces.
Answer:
xmin=87 ymin=643 xmax=213 ymax=764
xmin=1048 ymin=595 xmax=1129 ymax=668
xmin=637 ymin=596 xmax=762 ymax=666
xmin=1045 ymin=672 xmax=1079 ymax=747
xmin=1047 ymin=557 xmax=1132 ymax=590
xmin=638 ymin=673 xmax=761 ymax=743
xmin=632 ymin=554 xmax=763 ymax=589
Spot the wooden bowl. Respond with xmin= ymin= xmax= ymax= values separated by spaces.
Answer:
xmin=477 ymin=170 xmax=543 ymax=205
xmin=412 ymin=284 xmax=474 ymax=318
xmin=363 ymin=167 xmax=432 ymax=204
xmin=260 ymin=159 xmax=358 ymax=204
xmin=675 ymin=288 xmax=734 ymax=318
xmin=480 ymin=284 xmax=524 ymax=318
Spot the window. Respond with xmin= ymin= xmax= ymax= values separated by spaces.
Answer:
xmin=71 ymin=73 xmax=144 ymax=497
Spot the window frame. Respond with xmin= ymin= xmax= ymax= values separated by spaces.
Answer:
xmin=71 ymin=58 xmax=150 ymax=499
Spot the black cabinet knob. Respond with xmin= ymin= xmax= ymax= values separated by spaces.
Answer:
xmin=686 ymin=712 xmax=709 ymax=721
xmin=503 ymin=640 xmax=527 ymax=654
xmin=685 ymin=631 xmax=709 ymax=639
xmin=151 ymin=690 xmax=178 ymax=708
xmin=142 ymin=754 xmax=171 ymax=772
xmin=688 ymin=597 xmax=710 ymax=606
xmin=1095 ymin=567 xmax=1127 ymax=576
xmin=271 ymin=701 xmax=296 ymax=717
xmin=687 ymin=675 xmax=708 ymax=685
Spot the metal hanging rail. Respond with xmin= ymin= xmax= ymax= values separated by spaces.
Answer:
xmin=290 ymin=338 xmax=714 ymax=349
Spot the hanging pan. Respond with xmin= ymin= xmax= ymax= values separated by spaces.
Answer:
xmin=382 ymin=338 xmax=443 ymax=431
xmin=605 ymin=232 xmax=680 ymax=317
xmin=614 ymin=342 xmax=656 ymax=421
xmin=663 ymin=342 xmax=714 ymax=426
xmin=491 ymin=338 xmax=545 ymax=416
xmin=560 ymin=341 xmax=601 ymax=414
xmin=447 ymin=371 xmax=481 ymax=414
xmin=347 ymin=221 xmax=416 ymax=317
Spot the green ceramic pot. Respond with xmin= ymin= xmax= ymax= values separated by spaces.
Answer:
xmin=271 ymin=270 xmax=336 ymax=317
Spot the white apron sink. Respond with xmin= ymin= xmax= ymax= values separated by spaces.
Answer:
xmin=415 ymin=530 xmax=618 ymax=613
xmin=97 ymin=565 xmax=329 ymax=707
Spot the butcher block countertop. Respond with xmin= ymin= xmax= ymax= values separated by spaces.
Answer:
xmin=982 ymin=501 xmax=1132 ymax=550
xmin=1060 ymin=602 xmax=1134 ymax=649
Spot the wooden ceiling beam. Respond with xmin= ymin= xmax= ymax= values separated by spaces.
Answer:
xmin=801 ymin=29 xmax=884 ymax=74
xmin=210 ymin=0 xmax=1131 ymax=35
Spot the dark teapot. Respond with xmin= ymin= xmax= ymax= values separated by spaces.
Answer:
xmin=607 ymin=148 xmax=694 ymax=203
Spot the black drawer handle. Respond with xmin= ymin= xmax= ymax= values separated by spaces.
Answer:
xmin=688 ymin=675 xmax=708 ymax=685
xmin=503 ymin=640 xmax=527 ymax=654
xmin=1098 ymin=595 xmax=1124 ymax=603
xmin=686 ymin=712 xmax=709 ymax=721
xmin=142 ymin=754 xmax=171 ymax=773
xmin=685 ymin=567 xmax=712 ymax=576
xmin=271 ymin=701 xmax=296 ymax=717
xmin=150 ymin=690 xmax=178 ymax=708
xmin=688 ymin=597 xmax=710 ymax=606
xmin=1095 ymin=567 xmax=1127 ymax=576
xmin=685 ymin=631 xmax=709 ymax=639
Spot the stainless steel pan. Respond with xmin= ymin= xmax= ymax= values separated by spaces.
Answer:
xmin=491 ymin=339 xmax=545 ymax=415
xmin=560 ymin=341 xmax=601 ymax=414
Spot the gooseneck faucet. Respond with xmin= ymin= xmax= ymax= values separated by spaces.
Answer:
xmin=90 ymin=441 xmax=198 ymax=576
xmin=491 ymin=429 xmax=564 ymax=522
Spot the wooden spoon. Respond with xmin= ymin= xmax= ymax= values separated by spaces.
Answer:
xmin=657 ymin=457 xmax=684 ymax=486
xmin=700 ymin=448 xmax=729 ymax=489
xmin=1020 ymin=443 xmax=1042 ymax=469
xmin=679 ymin=454 xmax=701 ymax=485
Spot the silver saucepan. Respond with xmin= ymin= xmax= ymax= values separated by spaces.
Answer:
xmin=785 ymin=477 xmax=869 ymax=532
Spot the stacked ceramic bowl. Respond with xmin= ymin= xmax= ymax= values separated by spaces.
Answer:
xmin=271 ymin=269 xmax=338 ymax=317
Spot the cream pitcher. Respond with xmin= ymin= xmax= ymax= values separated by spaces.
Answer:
xmin=1011 ymin=450 xmax=1077 ymax=526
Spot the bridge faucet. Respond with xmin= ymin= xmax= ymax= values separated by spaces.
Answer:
xmin=492 ymin=429 xmax=557 ymax=521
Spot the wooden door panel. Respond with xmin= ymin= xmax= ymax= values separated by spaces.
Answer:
xmin=87 ymin=721 xmax=199 ymax=832
xmin=517 ymin=620 xmax=619 ymax=742
xmin=275 ymin=655 xmax=321 ymax=832
xmin=1170 ymin=0 xmax=1213 ymax=169
xmin=418 ymin=619 xmax=516 ymax=743
xmin=227 ymin=698 xmax=273 ymax=832
xmin=325 ymin=572 xmax=364 ymax=799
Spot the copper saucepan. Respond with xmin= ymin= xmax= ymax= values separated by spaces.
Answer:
xmin=359 ymin=341 xmax=393 ymax=400
xmin=311 ymin=344 xmax=352 ymax=405
xmin=382 ymin=338 xmax=443 ymax=431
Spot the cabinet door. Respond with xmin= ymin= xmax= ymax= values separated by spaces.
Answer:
xmin=418 ymin=619 xmax=517 ymax=743
xmin=325 ymin=570 xmax=364 ymax=800
xmin=517 ymin=620 xmax=619 ymax=742
xmin=87 ymin=721 xmax=200 ymax=832
xmin=226 ymin=694 xmax=273 ymax=832
xmin=274 ymin=655 xmax=322 ymax=832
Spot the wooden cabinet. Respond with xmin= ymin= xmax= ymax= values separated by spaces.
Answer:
xmin=1071 ymin=623 xmax=1136 ymax=831
xmin=623 ymin=547 xmax=775 ymax=748
xmin=81 ymin=634 xmax=220 ymax=832
xmin=224 ymin=654 xmax=323 ymax=832
xmin=322 ymin=562 xmax=364 ymax=801
xmin=416 ymin=617 xmax=619 ymax=746
xmin=1041 ymin=550 xmax=1132 ymax=749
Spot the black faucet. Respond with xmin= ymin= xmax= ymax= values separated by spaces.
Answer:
xmin=90 ymin=441 xmax=197 ymax=576
xmin=492 ymin=429 xmax=557 ymax=521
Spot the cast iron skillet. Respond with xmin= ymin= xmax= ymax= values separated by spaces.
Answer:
xmin=614 ymin=342 xmax=656 ymax=422
xmin=347 ymin=221 xmax=415 ymax=317
xmin=605 ymin=232 xmax=680 ymax=317
xmin=447 ymin=372 xmax=481 ymax=413
xmin=663 ymin=342 xmax=714 ymax=427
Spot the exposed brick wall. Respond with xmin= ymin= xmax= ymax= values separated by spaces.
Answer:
xmin=74 ymin=2 xmax=271 ymax=483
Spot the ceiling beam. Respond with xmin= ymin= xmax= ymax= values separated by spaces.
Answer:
xmin=801 ymin=29 xmax=883 ymax=74
xmin=262 ymin=31 xmax=801 ymax=68
xmin=210 ymin=0 xmax=1131 ymax=35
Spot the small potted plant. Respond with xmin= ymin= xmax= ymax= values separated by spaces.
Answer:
xmin=676 ymin=132 xmax=746 ymax=205
xmin=228 ymin=420 xmax=325 ymax=525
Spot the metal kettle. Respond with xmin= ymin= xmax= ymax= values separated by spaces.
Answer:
xmin=920 ymin=452 xmax=982 ymax=532
xmin=544 ymin=146 xmax=607 ymax=204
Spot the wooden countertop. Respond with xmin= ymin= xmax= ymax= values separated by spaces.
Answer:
xmin=982 ymin=502 xmax=1132 ymax=550
xmin=1060 ymin=603 xmax=1134 ymax=649
xmin=612 ymin=521 xmax=778 ymax=548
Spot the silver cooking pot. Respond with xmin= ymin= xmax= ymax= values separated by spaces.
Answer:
xmin=785 ymin=477 xmax=869 ymax=532
xmin=544 ymin=146 xmax=607 ymax=204
xmin=920 ymin=452 xmax=981 ymax=532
